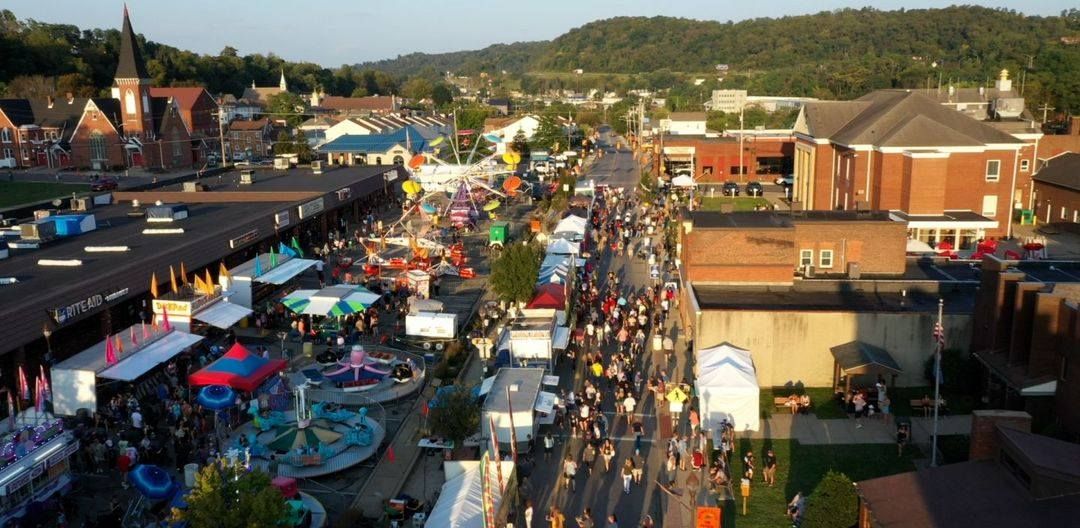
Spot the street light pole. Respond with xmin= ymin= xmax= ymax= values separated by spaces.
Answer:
xmin=931 ymin=298 xmax=944 ymax=467
xmin=738 ymin=106 xmax=745 ymax=183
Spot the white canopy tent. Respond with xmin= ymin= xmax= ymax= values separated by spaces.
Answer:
xmin=696 ymin=343 xmax=760 ymax=432
xmin=426 ymin=460 xmax=515 ymax=528
xmin=193 ymin=300 xmax=253 ymax=329
xmin=552 ymin=215 xmax=588 ymax=241
xmin=546 ymin=238 xmax=581 ymax=256
xmin=671 ymin=174 xmax=697 ymax=187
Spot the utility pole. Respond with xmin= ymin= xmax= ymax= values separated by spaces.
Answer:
xmin=738 ymin=105 xmax=745 ymax=183
xmin=931 ymin=298 xmax=944 ymax=467
xmin=218 ymin=108 xmax=228 ymax=165
xmin=1038 ymin=103 xmax=1055 ymax=124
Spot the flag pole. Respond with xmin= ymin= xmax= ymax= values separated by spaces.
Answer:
xmin=931 ymin=298 xmax=943 ymax=467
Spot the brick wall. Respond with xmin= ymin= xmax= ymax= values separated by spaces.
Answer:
xmin=682 ymin=227 xmax=796 ymax=283
xmin=1053 ymin=304 xmax=1080 ymax=439
xmin=70 ymin=116 xmax=126 ymax=169
xmin=664 ymin=136 xmax=794 ymax=183
xmin=792 ymin=221 xmax=908 ymax=275
xmin=1034 ymin=181 xmax=1080 ymax=225
xmin=905 ymin=156 xmax=948 ymax=214
xmin=968 ymin=410 xmax=1031 ymax=462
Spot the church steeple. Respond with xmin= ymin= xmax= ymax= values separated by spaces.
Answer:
xmin=279 ymin=69 xmax=288 ymax=91
xmin=115 ymin=4 xmax=149 ymax=81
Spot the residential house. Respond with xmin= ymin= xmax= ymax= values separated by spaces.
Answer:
xmin=486 ymin=98 xmax=511 ymax=116
xmin=1032 ymin=152 xmax=1080 ymax=225
xmin=970 ymin=255 xmax=1080 ymax=436
xmin=227 ymin=118 xmax=273 ymax=160
xmin=315 ymin=94 xmax=401 ymax=116
xmin=792 ymin=89 xmax=1027 ymax=242
xmin=659 ymin=112 xmax=707 ymax=135
xmin=318 ymin=125 xmax=430 ymax=166
xmin=0 ymin=95 xmax=85 ymax=168
xmin=149 ymin=87 xmax=221 ymax=163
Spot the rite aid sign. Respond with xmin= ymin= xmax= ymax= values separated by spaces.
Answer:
xmin=51 ymin=288 xmax=129 ymax=325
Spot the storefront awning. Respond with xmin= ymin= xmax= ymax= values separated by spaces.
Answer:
xmin=195 ymin=301 xmax=253 ymax=329
xmin=254 ymin=258 xmax=319 ymax=285
xmin=534 ymin=391 xmax=557 ymax=414
xmin=99 ymin=331 xmax=204 ymax=381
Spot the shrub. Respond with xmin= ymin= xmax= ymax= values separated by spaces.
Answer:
xmin=802 ymin=470 xmax=858 ymax=528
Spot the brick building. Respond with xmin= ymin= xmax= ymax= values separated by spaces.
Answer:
xmin=1032 ymin=152 xmax=1080 ymax=226
xmin=227 ymin=118 xmax=274 ymax=159
xmin=662 ymin=132 xmax=794 ymax=183
xmin=970 ymin=255 xmax=1080 ymax=437
xmin=0 ymin=96 xmax=85 ymax=168
xmin=793 ymin=90 xmax=1029 ymax=242
xmin=149 ymin=87 xmax=221 ymax=162
xmin=679 ymin=210 xmax=907 ymax=284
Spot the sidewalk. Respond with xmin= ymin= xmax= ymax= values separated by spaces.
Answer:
xmin=744 ymin=413 xmax=972 ymax=445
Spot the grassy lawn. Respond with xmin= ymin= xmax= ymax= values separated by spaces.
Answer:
xmin=0 ymin=181 xmax=90 ymax=209
xmin=887 ymin=386 xmax=981 ymax=417
xmin=760 ymin=386 xmax=848 ymax=420
xmin=712 ymin=439 xmax=921 ymax=528
xmin=699 ymin=196 xmax=770 ymax=212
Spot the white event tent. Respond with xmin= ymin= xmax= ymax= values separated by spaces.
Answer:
xmin=425 ymin=460 xmax=515 ymax=528
xmin=696 ymin=343 xmax=760 ymax=432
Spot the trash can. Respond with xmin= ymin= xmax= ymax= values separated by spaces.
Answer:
xmin=184 ymin=463 xmax=199 ymax=488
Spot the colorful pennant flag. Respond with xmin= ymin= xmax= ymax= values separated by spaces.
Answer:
xmin=141 ymin=321 xmax=149 ymax=341
xmin=481 ymin=453 xmax=496 ymax=528
xmin=130 ymin=326 xmax=138 ymax=348
xmin=204 ymin=270 xmax=215 ymax=294
xmin=219 ymin=261 xmax=231 ymax=279
xmin=269 ymin=246 xmax=278 ymax=268
xmin=105 ymin=335 xmax=117 ymax=365
xmin=506 ymin=387 xmax=518 ymax=463
xmin=194 ymin=274 xmax=207 ymax=296
xmin=38 ymin=365 xmax=50 ymax=401
xmin=253 ymin=255 xmax=263 ymax=278
xmin=150 ymin=272 xmax=159 ymax=299
xmin=179 ymin=261 xmax=189 ymax=285
xmin=6 ymin=391 xmax=14 ymax=428
xmin=386 ymin=444 xmax=396 ymax=463
xmin=34 ymin=380 xmax=43 ymax=413
xmin=169 ymin=265 xmax=179 ymax=294
xmin=17 ymin=366 xmax=29 ymax=401
xmin=115 ymin=335 xmax=124 ymax=355
xmin=162 ymin=306 xmax=172 ymax=332
xmin=290 ymin=236 xmax=304 ymax=258
xmin=488 ymin=414 xmax=504 ymax=491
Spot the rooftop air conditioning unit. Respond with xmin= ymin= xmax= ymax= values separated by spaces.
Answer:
xmin=240 ymin=170 xmax=255 ymax=185
xmin=182 ymin=181 xmax=201 ymax=192
xmin=70 ymin=197 xmax=93 ymax=212
xmin=34 ymin=209 xmax=56 ymax=220
xmin=803 ymin=264 xmax=815 ymax=278
xmin=848 ymin=261 xmax=861 ymax=279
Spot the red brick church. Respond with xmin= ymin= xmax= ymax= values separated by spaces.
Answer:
xmin=0 ymin=7 xmax=192 ymax=171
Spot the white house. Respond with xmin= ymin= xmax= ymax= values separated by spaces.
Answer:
xmin=483 ymin=115 xmax=541 ymax=153
xmin=659 ymin=112 xmax=707 ymax=135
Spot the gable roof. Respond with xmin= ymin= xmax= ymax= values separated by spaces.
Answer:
xmin=89 ymin=98 xmax=124 ymax=130
xmin=149 ymin=87 xmax=214 ymax=112
xmin=318 ymin=125 xmax=429 ymax=153
xmin=0 ymin=99 xmax=35 ymax=126
xmin=115 ymin=7 xmax=149 ymax=80
xmin=239 ymin=86 xmax=285 ymax=106
xmin=1032 ymin=152 xmax=1080 ymax=192
xmin=228 ymin=118 xmax=271 ymax=132
xmin=668 ymin=112 xmax=707 ymax=121
xmin=998 ymin=425 xmax=1080 ymax=481
xmin=802 ymin=90 xmax=1022 ymax=148
xmin=830 ymin=341 xmax=903 ymax=374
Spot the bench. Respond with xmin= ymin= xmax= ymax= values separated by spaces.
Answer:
xmin=774 ymin=396 xmax=810 ymax=412
xmin=910 ymin=399 xmax=947 ymax=417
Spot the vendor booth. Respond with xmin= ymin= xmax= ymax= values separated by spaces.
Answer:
xmin=0 ymin=415 xmax=79 ymax=526
xmin=281 ymin=285 xmax=381 ymax=317
xmin=696 ymin=343 xmax=760 ymax=432
xmin=526 ymin=283 xmax=567 ymax=310
xmin=425 ymin=460 xmax=516 ymax=528
xmin=552 ymin=214 xmax=588 ymax=242
xmin=481 ymin=368 xmax=544 ymax=450
xmin=494 ymin=310 xmax=567 ymax=371
xmin=152 ymin=283 xmax=253 ymax=333
xmin=546 ymin=238 xmax=581 ymax=257
xmin=50 ymin=324 xmax=204 ymax=416
xmin=189 ymin=342 xmax=287 ymax=392
xmin=224 ymin=253 xmax=320 ymax=310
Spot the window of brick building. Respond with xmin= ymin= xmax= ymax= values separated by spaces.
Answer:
xmin=1020 ymin=159 xmax=1030 ymax=172
xmin=0 ymin=128 xmax=10 ymax=143
xmin=800 ymin=249 xmax=813 ymax=267
xmin=985 ymin=160 xmax=1001 ymax=182
xmin=820 ymin=250 xmax=834 ymax=268
xmin=982 ymin=195 xmax=998 ymax=217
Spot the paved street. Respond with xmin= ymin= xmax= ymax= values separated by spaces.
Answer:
xmin=588 ymin=147 xmax=641 ymax=189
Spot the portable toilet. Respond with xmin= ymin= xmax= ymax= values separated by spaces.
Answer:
xmin=489 ymin=221 xmax=509 ymax=248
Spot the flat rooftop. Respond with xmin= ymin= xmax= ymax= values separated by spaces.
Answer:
xmin=692 ymin=284 xmax=977 ymax=313
xmin=0 ymin=166 xmax=394 ymax=355
xmin=144 ymin=165 xmax=400 ymax=195
xmin=689 ymin=210 xmax=893 ymax=229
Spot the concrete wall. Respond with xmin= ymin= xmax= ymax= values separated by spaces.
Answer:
xmin=695 ymin=308 xmax=973 ymax=388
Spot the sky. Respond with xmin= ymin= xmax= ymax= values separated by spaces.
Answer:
xmin=4 ymin=0 xmax=1074 ymax=66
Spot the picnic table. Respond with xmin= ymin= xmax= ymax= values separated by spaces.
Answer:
xmin=911 ymin=398 xmax=947 ymax=417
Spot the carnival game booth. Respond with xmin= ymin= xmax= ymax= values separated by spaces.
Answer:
xmin=0 ymin=414 xmax=79 ymax=527
xmin=480 ymin=368 xmax=550 ymax=451
xmin=188 ymin=342 xmax=287 ymax=393
xmin=425 ymin=460 xmax=516 ymax=528
xmin=696 ymin=343 xmax=760 ymax=433
xmin=151 ymin=277 xmax=253 ymax=334
xmin=224 ymin=250 xmax=321 ymax=311
xmin=50 ymin=323 xmax=204 ymax=416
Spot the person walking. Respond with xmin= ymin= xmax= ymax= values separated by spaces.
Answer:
xmin=763 ymin=449 xmax=777 ymax=487
xmin=623 ymin=393 xmax=636 ymax=426
xmin=544 ymin=432 xmax=555 ymax=460
xmin=563 ymin=455 xmax=578 ymax=492
xmin=632 ymin=454 xmax=644 ymax=484
xmin=575 ymin=507 xmax=595 ymax=528
xmin=524 ymin=499 xmax=534 ymax=528
xmin=582 ymin=442 xmax=597 ymax=477
xmin=676 ymin=434 xmax=688 ymax=471
xmin=600 ymin=439 xmax=616 ymax=472
xmin=547 ymin=506 xmax=566 ymax=528
xmin=621 ymin=457 xmax=635 ymax=494
xmin=606 ymin=514 xmax=619 ymax=528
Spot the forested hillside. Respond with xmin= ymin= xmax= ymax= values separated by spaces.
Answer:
xmin=1 ymin=6 xmax=1078 ymax=111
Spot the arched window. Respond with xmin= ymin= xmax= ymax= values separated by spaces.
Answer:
xmin=392 ymin=155 xmax=404 ymax=165
xmin=125 ymin=90 xmax=137 ymax=115
xmin=89 ymin=131 xmax=107 ymax=160
xmin=0 ymin=128 xmax=10 ymax=142
xmin=375 ymin=156 xmax=382 ymax=165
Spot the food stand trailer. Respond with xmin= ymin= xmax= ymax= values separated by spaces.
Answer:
xmin=0 ymin=417 xmax=79 ymax=526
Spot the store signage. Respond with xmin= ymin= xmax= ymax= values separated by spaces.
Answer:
xmin=229 ymin=229 xmax=259 ymax=249
xmin=274 ymin=211 xmax=291 ymax=229
xmin=51 ymin=286 xmax=131 ymax=325
xmin=104 ymin=288 xmax=129 ymax=302
xmin=298 ymin=197 xmax=325 ymax=219
xmin=152 ymin=299 xmax=194 ymax=317
xmin=336 ymin=187 xmax=352 ymax=201
xmin=46 ymin=442 xmax=79 ymax=468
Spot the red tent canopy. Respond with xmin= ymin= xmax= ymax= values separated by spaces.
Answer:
xmin=527 ymin=283 xmax=567 ymax=309
xmin=188 ymin=342 xmax=286 ymax=392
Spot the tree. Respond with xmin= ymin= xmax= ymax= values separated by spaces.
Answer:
xmin=273 ymin=130 xmax=293 ymax=156
xmin=402 ymin=77 xmax=434 ymax=102
xmin=265 ymin=91 xmax=307 ymax=128
xmin=172 ymin=461 xmax=288 ymax=528
xmin=350 ymin=86 xmax=369 ymax=98
xmin=490 ymin=242 xmax=542 ymax=304
xmin=432 ymin=83 xmax=454 ymax=108
xmin=511 ymin=128 xmax=530 ymax=157
xmin=293 ymin=129 xmax=314 ymax=163
xmin=532 ymin=113 xmax=565 ymax=152
xmin=802 ymin=470 xmax=858 ymax=528
xmin=428 ymin=385 xmax=480 ymax=447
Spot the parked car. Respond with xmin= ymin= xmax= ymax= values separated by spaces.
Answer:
xmin=722 ymin=181 xmax=740 ymax=196
xmin=90 ymin=178 xmax=118 ymax=191
xmin=746 ymin=181 xmax=764 ymax=196
xmin=774 ymin=175 xmax=794 ymax=186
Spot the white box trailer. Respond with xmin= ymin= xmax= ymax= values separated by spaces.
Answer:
xmin=404 ymin=311 xmax=458 ymax=350
xmin=481 ymin=368 xmax=544 ymax=450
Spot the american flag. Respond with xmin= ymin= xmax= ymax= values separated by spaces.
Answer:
xmin=932 ymin=321 xmax=946 ymax=348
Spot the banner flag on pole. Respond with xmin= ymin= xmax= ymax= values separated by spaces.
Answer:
xmin=505 ymin=387 xmax=518 ymax=463
xmin=488 ymin=414 xmax=504 ymax=491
